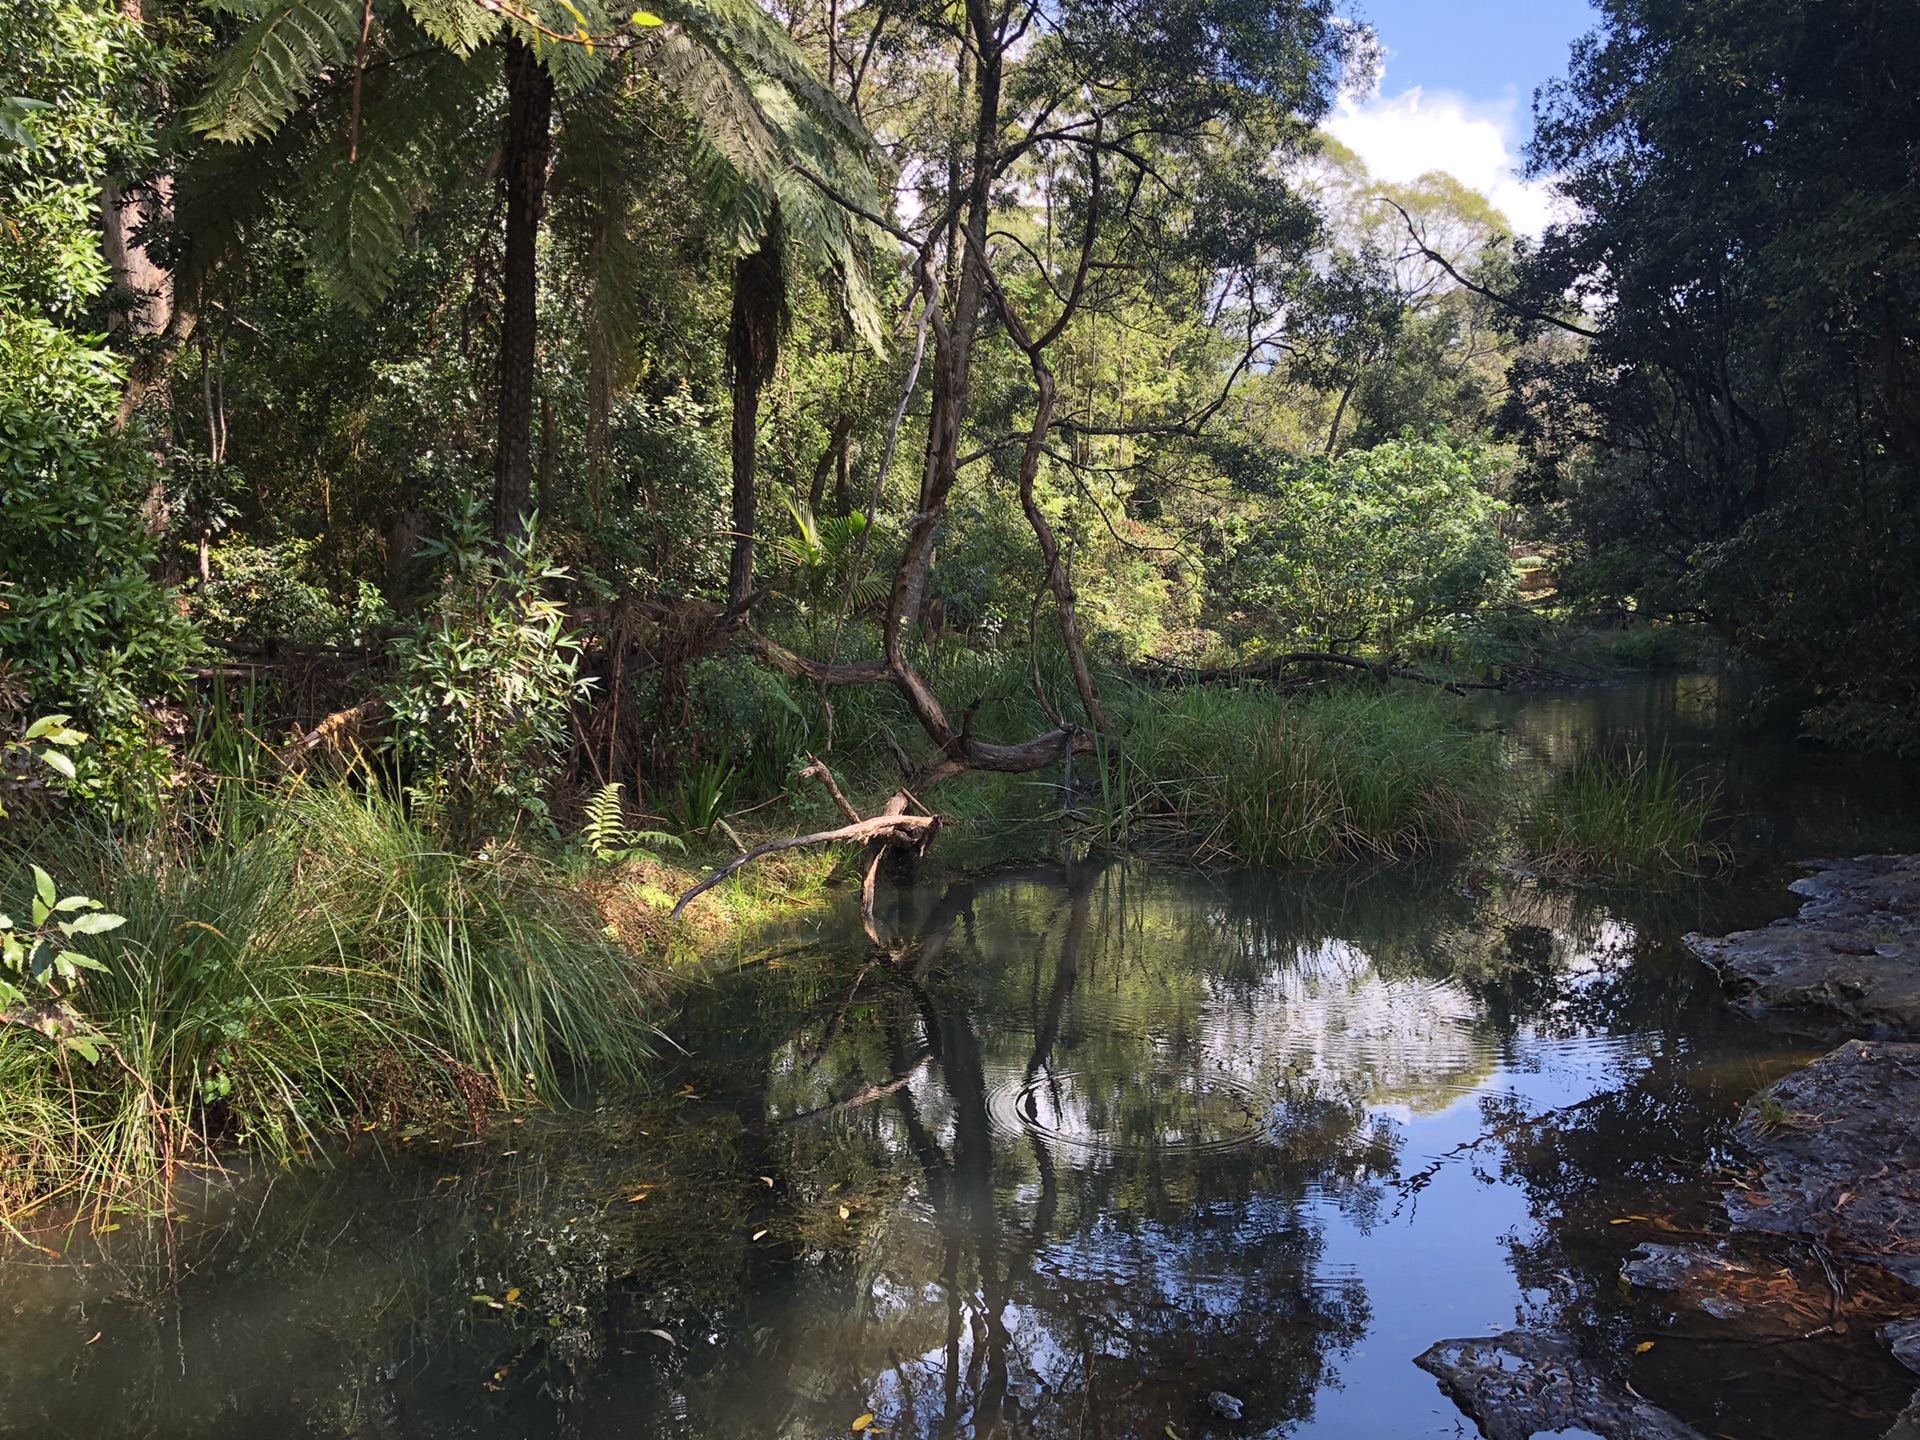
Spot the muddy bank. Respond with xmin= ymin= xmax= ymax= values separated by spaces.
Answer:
xmin=1686 ymin=855 xmax=1920 ymax=1030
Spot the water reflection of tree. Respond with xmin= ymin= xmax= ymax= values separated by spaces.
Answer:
xmin=698 ymin=864 xmax=1428 ymax=1438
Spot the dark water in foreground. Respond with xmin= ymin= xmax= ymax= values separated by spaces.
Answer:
xmin=8 ymin=675 xmax=1920 ymax=1439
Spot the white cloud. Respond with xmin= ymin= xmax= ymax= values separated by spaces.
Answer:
xmin=1324 ymin=88 xmax=1563 ymax=237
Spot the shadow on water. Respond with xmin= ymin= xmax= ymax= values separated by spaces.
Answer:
xmin=8 ymin=678 xmax=1920 ymax=1438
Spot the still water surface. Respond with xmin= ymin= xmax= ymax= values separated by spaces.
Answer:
xmin=7 ymin=675 xmax=1920 ymax=1439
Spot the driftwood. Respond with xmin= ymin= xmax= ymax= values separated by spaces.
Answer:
xmin=282 ymin=698 xmax=384 ymax=772
xmin=668 ymin=756 xmax=938 ymax=922
xmin=1131 ymin=651 xmax=1506 ymax=695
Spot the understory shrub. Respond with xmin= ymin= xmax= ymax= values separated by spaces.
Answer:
xmin=382 ymin=502 xmax=588 ymax=840
xmin=0 ymin=318 xmax=203 ymax=810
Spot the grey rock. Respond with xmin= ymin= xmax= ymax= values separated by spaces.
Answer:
xmin=1205 ymin=1391 xmax=1245 ymax=1420
xmin=1686 ymin=856 xmax=1920 ymax=1030
xmin=1883 ymin=1392 xmax=1920 ymax=1440
xmin=1414 ymin=1331 xmax=1706 ymax=1440
xmin=1885 ymin=1320 xmax=1920 ymax=1374
xmin=1619 ymin=1242 xmax=1759 ymax=1315
xmin=1729 ymin=1039 xmax=1920 ymax=1286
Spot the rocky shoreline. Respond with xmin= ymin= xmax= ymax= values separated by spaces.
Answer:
xmin=1421 ymin=856 xmax=1920 ymax=1440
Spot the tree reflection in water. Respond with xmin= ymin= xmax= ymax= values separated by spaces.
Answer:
xmin=671 ymin=860 xmax=1590 ymax=1438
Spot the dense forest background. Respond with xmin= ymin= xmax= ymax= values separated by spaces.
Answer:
xmin=4 ymin=0 xmax=1919 ymax=825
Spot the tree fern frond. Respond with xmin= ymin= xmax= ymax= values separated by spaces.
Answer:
xmin=193 ymin=0 xmax=362 ymax=143
xmin=304 ymin=43 xmax=488 ymax=309
xmin=401 ymin=0 xmax=501 ymax=55
xmin=648 ymin=0 xmax=870 ymax=158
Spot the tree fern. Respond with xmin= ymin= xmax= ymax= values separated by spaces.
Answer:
xmin=193 ymin=0 xmax=362 ymax=144
xmin=303 ymin=42 xmax=486 ymax=308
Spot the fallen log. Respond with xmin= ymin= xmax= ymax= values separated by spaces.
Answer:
xmin=282 ymin=698 xmax=384 ymax=772
xmin=668 ymin=757 xmax=938 ymax=922
xmin=1132 ymin=651 xmax=1505 ymax=695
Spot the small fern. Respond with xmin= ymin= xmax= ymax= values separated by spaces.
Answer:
xmin=581 ymin=782 xmax=686 ymax=863
xmin=582 ymin=782 xmax=628 ymax=858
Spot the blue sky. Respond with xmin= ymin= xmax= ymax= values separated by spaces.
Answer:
xmin=1324 ymin=0 xmax=1601 ymax=233
xmin=1345 ymin=0 xmax=1600 ymax=118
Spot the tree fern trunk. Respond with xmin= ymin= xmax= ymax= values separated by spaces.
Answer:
xmin=727 ymin=224 xmax=786 ymax=606
xmin=495 ymin=38 xmax=553 ymax=541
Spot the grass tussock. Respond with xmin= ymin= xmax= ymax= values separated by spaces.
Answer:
xmin=0 ymin=784 xmax=663 ymax=1223
xmin=1106 ymin=686 xmax=1506 ymax=865
xmin=1523 ymin=750 xmax=1724 ymax=879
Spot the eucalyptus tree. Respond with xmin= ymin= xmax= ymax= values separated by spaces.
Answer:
xmin=745 ymin=0 xmax=1361 ymax=782
xmin=186 ymin=0 xmax=883 ymax=539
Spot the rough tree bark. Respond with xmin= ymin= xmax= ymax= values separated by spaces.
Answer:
xmin=494 ymin=38 xmax=554 ymax=541
xmin=728 ymin=221 xmax=786 ymax=606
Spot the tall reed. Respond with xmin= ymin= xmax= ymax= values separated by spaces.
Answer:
xmin=0 ymin=784 xmax=660 ymax=1221
xmin=1522 ymin=750 xmax=1723 ymax=878
xmin=1108 ymin=686 xmax=1506 ymax=865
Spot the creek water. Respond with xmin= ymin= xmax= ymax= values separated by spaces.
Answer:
xmin=8 ymin=674 xmax=1920 ymax=1439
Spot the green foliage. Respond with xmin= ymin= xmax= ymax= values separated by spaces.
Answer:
xmin=0 ymin=713 xmax=89 ymax=818
xmin=0 ymin=319 xmax=203 ymax=809
xmin=665 ymin=757 xmax=738 ymax=838
xmin=0 ymin=861 xmax=123 ymax=1065
xmin=1214 ymin=433 xmax=1515 ymax=649
xmin=1109 ymin=685 xmax=1506 ymax=866
xmin=0 ymin=784 xmax=659 ymax=1216
xmin=1523 ymin=751 xmax=1723 ymax=880
xmin=382 ymin=502 xmax=588 ymax=841
xmin=1511 ymin=0 xmax=1920 ymax=742
xmin=580 ymin=781 xmax=684 ymax=861
xmin=0 ymin=0 xmax=155 ymax=314
xmin=193 ymin=539 xmax=348 ymax=645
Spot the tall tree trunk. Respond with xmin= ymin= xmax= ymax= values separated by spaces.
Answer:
xmin=727 ymin=222 xmax=785 ymax=607
xmin=494 ymin=38 xmax=554 ymax=541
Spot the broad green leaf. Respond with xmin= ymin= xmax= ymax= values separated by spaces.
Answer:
xmin=60 ymin=911 xmax=124 ymax=936
xmin=39 ymin=750 xmax=76 ymax=779
xmin=32 ymin=865 xmax=55 ymax=908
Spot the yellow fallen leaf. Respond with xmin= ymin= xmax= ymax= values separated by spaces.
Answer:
xmin=505 ymin=1287 xmax=521 ymax=1304
xmin=1635 ymin=1340 xmax=1655 ymax=1353
xmin=752 ymin=1229 xmax=768 ymax=1240
xmin=628 ymin=1190 xmax=652 ymax=1203
xmin=760 ymin=1176 xmax=775 ymax=1187
xmin=852 ymin=1415 xmax=874 ymax=1432
xmin=839 ymin=1205 xmax=851 ymax=1220
xmin=1609 ymin=1215 xmax=1651 ymax=1225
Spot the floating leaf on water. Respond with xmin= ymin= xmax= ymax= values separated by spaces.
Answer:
xmin=1634 ymin=1340 xmax=1655 ymax=1353
xmin=1609 ymin=1215 xmax=1651 ymax=1225
xmin=645 ymin=1328 xmax=676 ymax=1344
xmin=752 ymin=1229 xmax=768 ymax=1241
xmin=851 ymin=1414 xmax=874 ymax=1431
xmin=627 ymin=1190 xmax=652 ymax=1203
xmin=760 ymin=1176 xmax=775 ymax=1187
